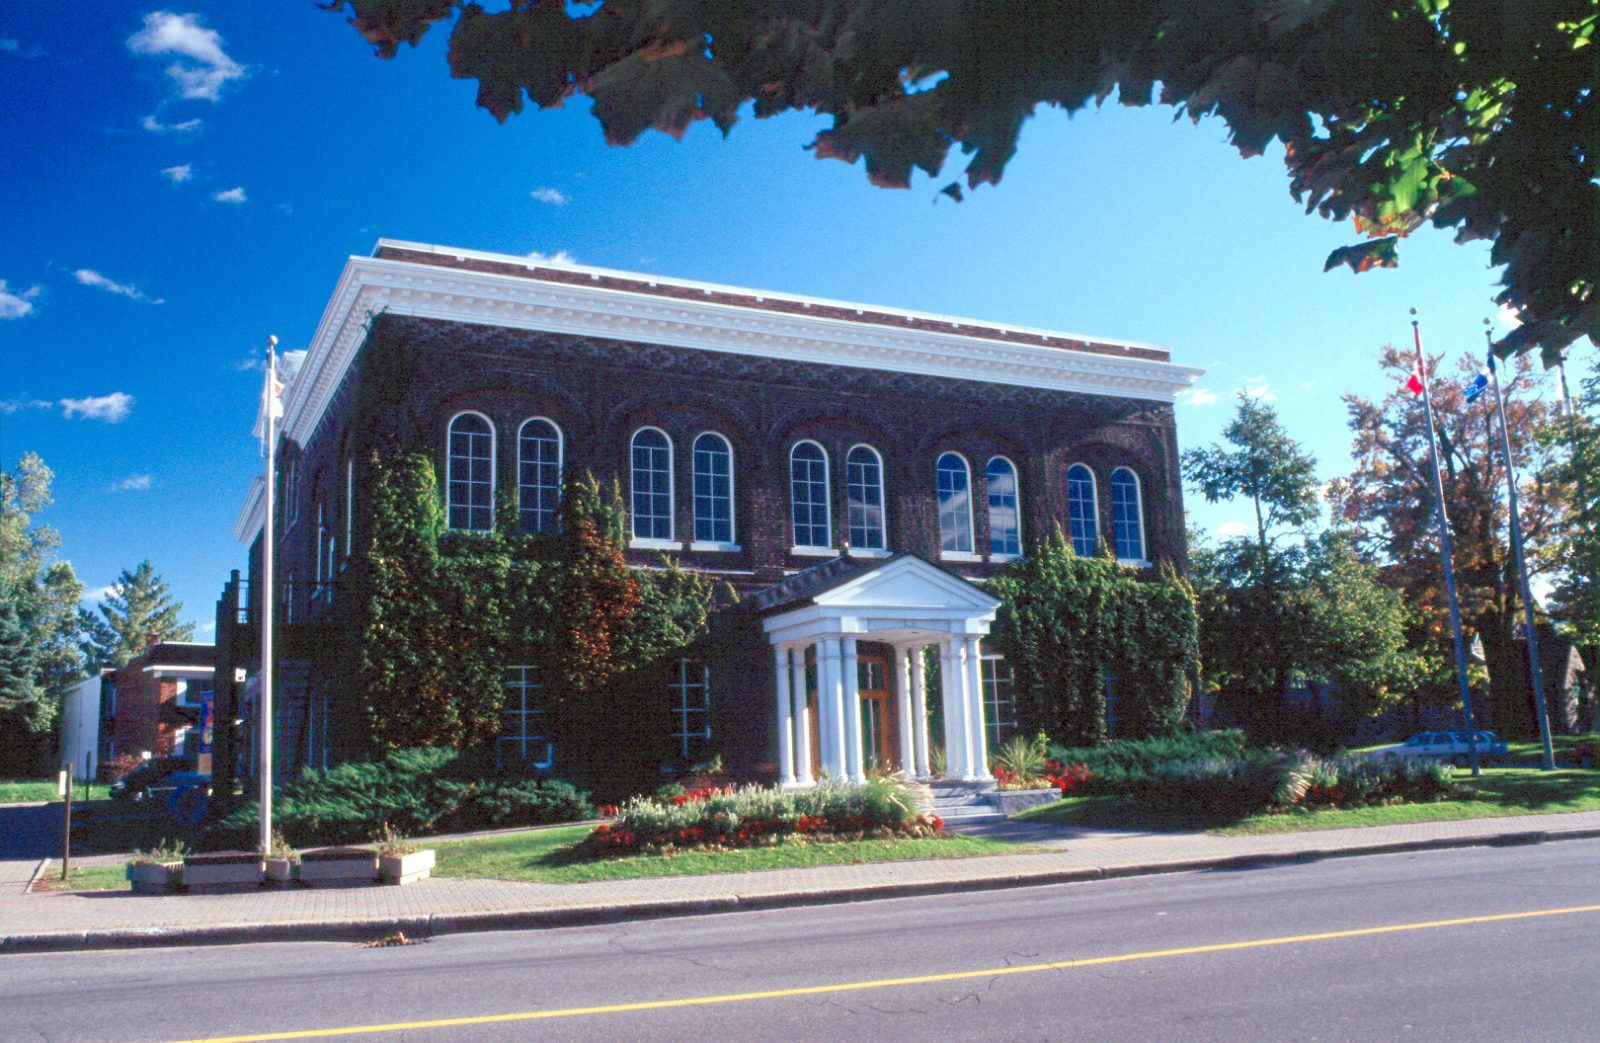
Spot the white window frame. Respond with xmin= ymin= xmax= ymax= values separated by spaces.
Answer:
xmin=985 ymin=455 xmax=1022 ymax=559
xmin=1066 ymin=463 xmax=1100 ymax=557
xmin=499 ymin=665 xmax=554 ymax=768
xmin=669 ymin=658 xmax=712 ymax=760
xmin=445 ymin=411 xmax=496 ymax=532
xmin=980 ymin=653 xmax=1018 ymax=750
xmin=690 ymin=431 xmax=739 ymax=550
xmin=343 ymin=455 xmax=354 ymax=561
xmin=789 ymin=440 xmax=834 ymax=553
xmin=1110 ymin=466 xmax=1149 ymax=565
xmin=630 ymin=426 xmax=678 ymax=547
xmin=845 ymin=443 xmax=887 ymax=553
xmin=936 ymin=452 xmax=976 ymax=558
xmin=283 ymin=460 xmax=300 ymax=532
xmin=517 ymin=417 xmax=564 ymax=536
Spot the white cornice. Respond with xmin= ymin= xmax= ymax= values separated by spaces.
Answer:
xmin=277 ymin=248 xmax=1203 ymax=453
xmin=234 ymin=474 xmax=265 ymax=544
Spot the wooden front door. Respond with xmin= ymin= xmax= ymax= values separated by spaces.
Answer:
xmin=806 ymin=653 xmax=898 ymax=772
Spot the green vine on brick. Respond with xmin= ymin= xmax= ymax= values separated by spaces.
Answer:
xmin=991 ymin=529 xmax=1199 ymax=744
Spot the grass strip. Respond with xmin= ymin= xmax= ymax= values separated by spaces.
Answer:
xmin=433 ymin=825 xmax=1025 ymax=884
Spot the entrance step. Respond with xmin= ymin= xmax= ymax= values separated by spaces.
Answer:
xmin=926 ymin=783 xmax=1005 ymax=823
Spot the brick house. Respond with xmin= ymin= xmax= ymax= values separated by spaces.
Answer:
xmin=215 ymin=241 xmax=1200 ymax=788
xmin=99 ymin=642 xmax=216 ymax=768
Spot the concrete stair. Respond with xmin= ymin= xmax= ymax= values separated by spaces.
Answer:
xmin=926 ymin=783 xmax=1004 ymax=823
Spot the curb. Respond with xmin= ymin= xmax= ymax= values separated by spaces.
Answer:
xmin=5 ymin=825 xmax=1600 ymax=955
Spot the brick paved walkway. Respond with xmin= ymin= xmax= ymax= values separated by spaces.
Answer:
xmin=3 ymin=810 xmax=1598 ymax=953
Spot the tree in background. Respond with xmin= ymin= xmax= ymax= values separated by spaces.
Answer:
xmin=0 ymin=454 xmax=85 ymax=773
xmin=1183 ymin=397 xmax=1319 ymax=732
xmin=1542 ymin=353 xmax=1600 ymax=679
xmin=1329 ymin=345 xmax=1565 ymax=736
xmin=78 ymin=560 xmax=195 ymax=671
xmin=325 ymin=0 xmax=1597 ymax=364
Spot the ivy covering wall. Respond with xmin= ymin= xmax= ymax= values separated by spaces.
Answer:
xmin=339 ymin=452 xmax=716 ymax=765
xmin=990 ymin=531 xmax=1199 ymax=744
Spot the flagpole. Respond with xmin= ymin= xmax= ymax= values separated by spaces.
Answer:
xmin=259 ymin=335 xmax=277 ymax=855
xmin=1482 ymin=323 xmax=1555 ymax=770
xmin=1411 ymin=311 xmax=1480 ymax=776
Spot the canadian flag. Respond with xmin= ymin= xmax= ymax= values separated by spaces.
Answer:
xmin=1405 ymin=367 xmax=1425 ymax=397
xmin=252 ymin=352 xmax=285 ymax=451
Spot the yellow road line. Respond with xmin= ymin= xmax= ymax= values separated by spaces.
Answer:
xmin=171 ymin=902 xmax=1600 ymax=1043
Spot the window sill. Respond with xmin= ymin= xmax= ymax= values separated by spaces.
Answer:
xmin=988 ymin=552 xmax=1022 ymax=563
xmin=689 ymin=541 xmax=743 ymax=553
xmin=846 ymin=547 xmax=890 ymax=559
xmin=1118 ymin=558 xmax=1152 ymax=569
xmin=630 ymin=537 xmax=683 ymax=551
xmin=791 ymin=545 xmax=839 ymax=557
xmin=939 ymin=551 xmax=984 ymax=563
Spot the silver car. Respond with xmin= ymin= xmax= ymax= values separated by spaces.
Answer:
xmin=1368 ymin=730 xmax=1507 ymax=765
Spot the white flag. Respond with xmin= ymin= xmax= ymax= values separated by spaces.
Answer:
xmin=252 ymin=354 xmax=285 ymax=450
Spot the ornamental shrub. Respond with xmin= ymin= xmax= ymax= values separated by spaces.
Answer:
xmin=581 ymin=777 xmax=940 ymax=857
xmin=210 ymin=747 xmax=595 ymax=846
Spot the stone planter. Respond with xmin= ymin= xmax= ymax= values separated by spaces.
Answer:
xmin=297 ymin=846 xmax=378 ymax=886
xmin=182 ymin=851 xmax=265 ymax=892
xmin=126 ymin=859 xmax=183 ymax=895
xmin=264 ymin=856 xmax=299 ymax=888
xmin=378 ymin=849 xmax=436 ymax=886
xmin=992 ymin=787 xmax=1062 ymax=817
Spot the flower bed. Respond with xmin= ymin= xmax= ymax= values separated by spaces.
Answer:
xmin=993 ymin=761 xmax=1092 ymax=794
xmin=580 ymin=778 xmax=942 ymax=857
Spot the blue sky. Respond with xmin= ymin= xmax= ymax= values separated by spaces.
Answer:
xmin=2 ymin=5 xmax=1527 ymax=636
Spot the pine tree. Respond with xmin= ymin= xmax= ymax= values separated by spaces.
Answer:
xmin=79 ymin=560 xmax=195 ymax=670
xmin=0 ymin=595 xmax=45 ymax=730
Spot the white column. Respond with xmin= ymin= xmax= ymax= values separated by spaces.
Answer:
xmin=894 ymin=645 xmax=915 ymax=776
xmin=818 ymin=638 xmax=847 ymax=779
xmin=841 ymin=636 xmax=864 ymax=783
xmin=910 ymin=644 xmax=932 ymax=778
xmin=965 ymin=635 xmax=993 ymax=781
xmin=939 ymin=637 xmax=969 ymax=780
xmin=790 ymin=644 xmax=813 ymax=785
xmin=774 ymin=644 xmax=796 ymax=786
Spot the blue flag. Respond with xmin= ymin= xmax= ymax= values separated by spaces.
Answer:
xmin=1465 ymin=346 xmax=1493 ymax=404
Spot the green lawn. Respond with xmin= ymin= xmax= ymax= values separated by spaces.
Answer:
xmin=1019 ymin=766 xmax=1600 ymax=836
xmin=433 ymin=824 xmax=1026 ymax=884
xmin=30 ymin=864 xmax=129 ymax=892
xmin=0 ymin=779 xmax=64 ymax=803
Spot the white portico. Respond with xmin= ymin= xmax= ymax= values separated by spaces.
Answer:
xmin=757 ymin=554 xmax=1001 ymax=786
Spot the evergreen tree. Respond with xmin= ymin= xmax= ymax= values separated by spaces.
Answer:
xmin=79 ymin=560 xmax=195 ymax=670
xmin=0 ymin=596 xmax=43 ymax=730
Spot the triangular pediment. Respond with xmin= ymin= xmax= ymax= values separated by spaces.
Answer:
xmin=810 ymin=555 xmax=999 ymax=613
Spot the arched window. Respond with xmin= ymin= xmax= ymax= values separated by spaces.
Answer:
xmin=845 ymin=445 xmax=886 ymax=551
xmin=1066 ymin=464 xmax=1099 ymax=556
xmin=789 ymin=441 xmax=831 ymax=549
xmin=1110 ymin=467 xmax=1146 ymax=562
xmin=986 ymin=456 xmax=1021 ymax=556
xmin=630 ymin=428 xmax=674 ymax=541
xmin=446 ymin=412 xmax=494 ymax=532
xmin=936 ymin=452 xmax=974 ymax=554
xmin=517 ymin=418 xmax=563 ymax=535
xmin=692 ymin=432 xmax=735 ymax=545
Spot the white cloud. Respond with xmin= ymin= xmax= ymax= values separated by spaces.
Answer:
xmin=1178 ymin=387 xmax=1218 ymax=407
xmin=0 ymin=279 xmax=41 ymax=318
xmin=82 ymin=585 xmax=118 ymax=604
xmin=0 ymin=399 xmax=52 ymax=415
xmin=197 ymin=621 xmax=216 ymax=634
xmin=1215 ymin=520 xmax=1249 ymax=538
xmin=141 ymin=113 xmax=202 ymax=133
xmin=60 ymin=392 xmax=135 ymax=423
xmin=127 ymin=11 xmax=244 ymax=102
xmin=527 ymin=249 xmax=576 ymax=264
xmin=1242 ymin=376 xmax=1278 ymax=402
xmin=212 ymin=186 xmax=246 ymax=204
xmin=74 ymin=269 xmax=163 ymax=304
xmin=531 ymin=187 xmax=569 ymax=206
xmin=1497 ymin=304 xmax=1523 ymax=330
xmin=161 ymin=163 xmax=193 ymax=183
xmin=111 ymin=474 xmax=153 ymax=492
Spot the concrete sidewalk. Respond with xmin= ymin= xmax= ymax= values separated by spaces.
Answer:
xmin=4 ymin=810 xmax=1599 ymax=955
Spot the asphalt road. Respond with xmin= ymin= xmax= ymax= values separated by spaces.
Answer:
xmin=5 ymin=840 xmax=1599 ymax=1042
xmin=0 ymin=803 xmax=58 ymax=860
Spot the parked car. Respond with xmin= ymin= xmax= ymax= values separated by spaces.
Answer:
xmin=1366 ymin=731 xmax=1508 ymax=765
xmin=109 ymin=756 xmax=197 ymax=801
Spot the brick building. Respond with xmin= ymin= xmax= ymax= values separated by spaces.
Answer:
xmin=217 ymin=241 xmax=1201 ymax=789
xmin=100 ymin=642 xmax=215 ymax=767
